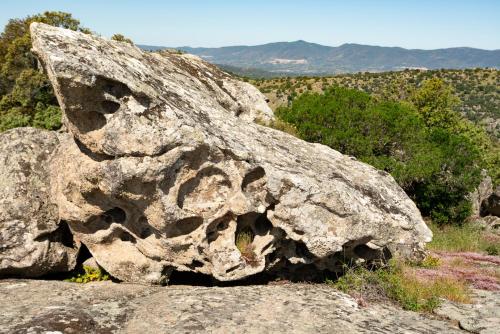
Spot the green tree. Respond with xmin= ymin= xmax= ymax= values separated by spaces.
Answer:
xmin=0 ymin=11 xmax=88 ymax=132
xmin=410 ymin=78 xmax=498 ymax=184
xmin=111 ymin=33 xmax=133 ymax=45
xmin=277 ymin=86 xmax=483 ymax=224
xmin=410 ymin=78 xmax=461 ymax=129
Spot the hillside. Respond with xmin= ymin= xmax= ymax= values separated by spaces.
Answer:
xmin=139 ymin=41 xmax=500 ymax=74
xmin=251 ymin=68 xmax=500 ymax=138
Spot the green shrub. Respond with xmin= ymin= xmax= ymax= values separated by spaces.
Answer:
xmin=276 ymin=86 xmax=483 ymax=224
xmin=0 ymin=11 xmax=89 ymax=132
xmin=65 ymin=265 xmax=110 ymax=283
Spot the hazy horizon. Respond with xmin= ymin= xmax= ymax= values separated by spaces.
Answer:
xmin=143 ymin=40 xmax=500 ymax=51
xmin=1 ymin=0 xmax=499 ymax=50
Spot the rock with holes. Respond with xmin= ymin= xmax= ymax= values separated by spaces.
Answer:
xmin=0 ymin=128 xmax=79 ymax=277
xmin=31 ymin=23 xmax=432 ymax=284
xmin=470 ymin=172 xmax=493 ymax=217
xmin=481 ymin=186 xmax=500 ymax=217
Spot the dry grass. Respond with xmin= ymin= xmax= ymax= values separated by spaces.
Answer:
xmin=329 ymin=259 xmax=471 ymax=312
xmin=427 ymin=222 xmax=499 ymax=255
xmin=235 ymin=229 xmax=258 ymax=265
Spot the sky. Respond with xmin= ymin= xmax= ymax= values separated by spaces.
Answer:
xmin=1 ymin=0 xmax=499 ymax=49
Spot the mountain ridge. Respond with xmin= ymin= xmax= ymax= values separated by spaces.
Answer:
xmin=138 ymin=40 xmax=500 ymax=75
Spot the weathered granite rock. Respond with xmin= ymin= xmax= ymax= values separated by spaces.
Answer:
xmin=0 ymin=128 xmax=78 ymax=277
xmin=470 ymin=172 xmax=493 ymax=217
xmin=0 ymin=280 xmax=466 ymax=334
xmin=27 ymin=23 xmax=432 ymax=284
xmin=435 ymin=289 xmax=500 ymax=334
xmin=481 ymin=186 xmax=500 ymax=217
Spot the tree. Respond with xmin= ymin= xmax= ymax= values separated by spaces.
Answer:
xmin=410 ymin=78 xmax=461 ymax=129
xmin=111 ymin=34 xmax=133 ymax=45
xmin=0 ymin=11 xmax=88 ymax=132
xmin=276 ymin=86 xmax=483 ymax=224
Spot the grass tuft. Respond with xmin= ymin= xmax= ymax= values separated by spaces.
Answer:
xmin=428 ymin=222 xmax=499 ymax=254
xmin=418 ymin=255 xmax=441 ymax=268
xmin=328 ymin=259 xmax=471 ymax=312
xmin=235 ymin=229 xmax=258 ymax=265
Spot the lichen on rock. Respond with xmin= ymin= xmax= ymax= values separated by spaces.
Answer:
xmin=0 ymin=128 xmax=79 ymax=277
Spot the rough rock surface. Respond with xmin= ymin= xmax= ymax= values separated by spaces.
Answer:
xmin=24 ymin=23 xmax=432 ymax=284
xmin=435 ymin=289 xmax=500 ymax=334
xmin=0 ymin=128 xmax=78 ymax=277
xmin=0 ymin=279 xmax=472 ymax=334
xmin=470 ymin=173 xmax=493 ymax=218
xmin=481 ymin=186 xmax=500 ymax=217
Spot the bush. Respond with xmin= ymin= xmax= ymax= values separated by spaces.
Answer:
xmin=65 ymin=265 xmax=110 ymax=283
xmin=276 ymin=86 xmax=484 ymax=224
xmin=0 ymin=12 xmax=88 ymax=132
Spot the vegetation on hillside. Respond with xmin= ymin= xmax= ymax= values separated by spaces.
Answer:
xmin=328 ymin=259 xmax=471 ymax=312
xmin=253 ymin=68 xmax=500 ymax=139
xmin=274 ymin=83 xmax=495 ymax=225
xmin=0 ymin=12 xmax=90 ymax=132
xmin=0 ymin=12 xmax=133 ymax=132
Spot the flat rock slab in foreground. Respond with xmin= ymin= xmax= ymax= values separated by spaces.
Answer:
xmin=0 ymin=279 xmax=482 ymax=334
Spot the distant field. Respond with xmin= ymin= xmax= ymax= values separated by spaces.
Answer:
xmin=251 ymin=68 xmax=499 ymax=138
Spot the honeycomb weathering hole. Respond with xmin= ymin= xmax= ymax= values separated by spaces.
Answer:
xmin=177 ymin=166 xmax=232 ymax=212
xmin=100 ymin=100 xmax=121 ymax=114
xmin=102 ymin=207 xmax=126 ymax=224
xmin=165 ymin=216 xmax=204 ymax=238
xmin=241 ymin=166 xmax=266 ymax=191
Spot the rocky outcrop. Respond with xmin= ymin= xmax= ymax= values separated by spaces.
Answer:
xmin=0 ymin=23 xmax=432 ymax=283
xmin=470 ymin=173 xmax=499 ymax=232
xmin=0 ymin=280 xmax=472 ymax=333
xmin=0 ymin=128 xmax=78 ymax=277
xmin=481 ymin=186 xmax=500 ymax=217
xmin=470 ymin=172 xmax=493 ymax=218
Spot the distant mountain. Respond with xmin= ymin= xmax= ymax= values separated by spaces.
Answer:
xmin=139 ymin=40 xmax=500 ymax=76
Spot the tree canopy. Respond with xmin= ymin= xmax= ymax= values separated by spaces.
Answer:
xmin=0 ymin=11 xmax=134 ymax=132
xmin=276 ymin=84 xmax=487 ymax=224
xmin=0 ymin=11 xmax=91 ymax=131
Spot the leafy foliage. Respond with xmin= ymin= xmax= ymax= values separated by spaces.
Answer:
xmin=111 ymin=33 xmax=133 ymax=45
xmin=65 ymin=265 xmax=110 ymax=283
xmin=277 ymin=85 xmax=484 ymax=224
xmin=0 ymin=11 xmax=89 ymax=132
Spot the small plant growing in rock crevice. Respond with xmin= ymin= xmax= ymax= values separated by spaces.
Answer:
xmin=65 ymin=265 xmax=110 ymax=283
xmin=235 ymin=228 xmax=258 ymax=266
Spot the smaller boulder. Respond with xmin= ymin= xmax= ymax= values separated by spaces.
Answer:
xmin=82 ymin=257 xmax=101 ymax=271
xmin=481 ymin=186 xmax=500 ymax=217
xmin=470 ymin=172 xmax=492 ymax=217
xmin=0 ymin=128 xmax=79 ymax=277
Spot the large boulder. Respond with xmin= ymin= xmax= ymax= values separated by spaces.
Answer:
xmin=26 ymin=23 xmax=431 ymax=284
xmin=0 ymin=128 xmax=79 ymax=277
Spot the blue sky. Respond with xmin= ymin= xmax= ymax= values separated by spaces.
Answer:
xmin=1 ymin=0 xmax=499 ymax=49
